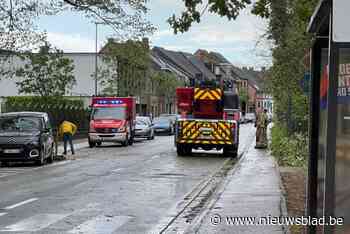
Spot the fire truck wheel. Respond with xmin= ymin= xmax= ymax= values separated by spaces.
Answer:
xmin=177 ymin=146 xmax=185 ymax=156
xmin=223 ymin=146 xmax=238 ymax=158
xmin=121 ymin=139 xmax=128 ymax=147
xmin=177 ymin=144 xmax=191 ymax=156
xmin=128 ymin=136 xmax=134 ymax=146
xmin=89 ymin=140 xmax=96 ymax=148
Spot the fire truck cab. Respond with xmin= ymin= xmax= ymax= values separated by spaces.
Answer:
xmin=88 ymin=97 xmax=136 ymax=147
xmin=175 ymin=85 xmax=240 ymax=157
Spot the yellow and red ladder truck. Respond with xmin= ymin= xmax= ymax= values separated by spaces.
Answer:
xmin=175 ymin=83 xmax=240 ymax=157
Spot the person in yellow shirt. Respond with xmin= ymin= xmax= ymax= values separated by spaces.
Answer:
xmin=59 ymin=119 xmax=77 ymax=155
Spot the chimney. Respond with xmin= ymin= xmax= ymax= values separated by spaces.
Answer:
xmin=142 ymin=37 xmax=149 ymax=49
xmin=39 ymin=41 xmax=50 ymax=54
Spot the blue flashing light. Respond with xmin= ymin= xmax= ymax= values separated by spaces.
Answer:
xmin=96 ymin=100 xmax=124 ymax=105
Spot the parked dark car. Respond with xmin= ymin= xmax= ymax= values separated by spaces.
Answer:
xmin=267 ymin=113 xmax=273 ymax=123
xmin=153 ymin=117 xmax=174 ymax=135
xmin=0 ymin=112 xmax=56 ymax=166
xmin=239 ymin=111 xmax=246 ymax=124
xmin=159 ymin=114 xmax=177 ymax=123
xmin=159 ymin=114 xmax=177 ymax=131
xmin=134 ymin=116 xmax=154 ymax=140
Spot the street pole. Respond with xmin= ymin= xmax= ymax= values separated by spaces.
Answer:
xmin=95 ymin=22 xmax=98 ymax=96
xmin=287 ymin=93 xmax=292 ymax=134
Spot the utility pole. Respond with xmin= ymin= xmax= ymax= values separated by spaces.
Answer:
xmin=95 ymin=22 xmax=98 ymax=96
xmin=287 ymin=93 xmax=292 ymax=135
xmin=94 ymin=21 xmax=121 ymax=96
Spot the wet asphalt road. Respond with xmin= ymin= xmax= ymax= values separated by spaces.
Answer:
xmin=0 ymin=124 xmax=255 ymax=234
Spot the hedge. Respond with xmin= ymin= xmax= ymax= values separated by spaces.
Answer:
xmin=270 ymin=122 xmax=308 ymax=168
xmin=2 ymin=96 xmax=90 ymax=136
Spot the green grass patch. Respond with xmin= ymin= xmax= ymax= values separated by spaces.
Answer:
xmin=270 ymin=123 xmax=308 ymax=168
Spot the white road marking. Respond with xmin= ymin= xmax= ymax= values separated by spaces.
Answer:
xmin=1 ymin=213 xmax=69 ymax=232
xmin=3 ymin=198 xmax=38 ymax=210
xmin=0 ymin=158 xmax=75 ymax=179
xmin=57 ymin=142 xmax=88 ymax=154
xmin=151 ymin=155 xmax=160 ymax=159
xmin=0 ymin=213 xmax=7 ymax=217
xmin=38 ymin=160 xmax=71 ymax=169
xmin=0 ymin=168 xmax=36 ymax=178
xmin=68 ymin=215 xmax=131 ymax=234
xmin=111 ymin=168 xmax=123 ymax=173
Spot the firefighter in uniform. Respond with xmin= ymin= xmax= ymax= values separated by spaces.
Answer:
xmin=255 ymin=109 xmax=268 ymax=149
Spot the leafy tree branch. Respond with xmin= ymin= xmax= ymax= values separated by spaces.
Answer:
xmin=15 ymin=43 xmax=76 ymax=96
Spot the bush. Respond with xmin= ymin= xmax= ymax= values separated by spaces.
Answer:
xmin=2 ymin=96 xmax=90 ymax=136
xmin=270 ymin=122 xmax=308 ymax=168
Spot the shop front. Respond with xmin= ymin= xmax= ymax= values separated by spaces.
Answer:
xmin=308 ymin=0 xmax=350 ymax=233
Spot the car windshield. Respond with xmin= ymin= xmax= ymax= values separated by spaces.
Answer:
xmin=153 ymin=118 xmax=170 ymax=125
xmin=0 ymin=116 xmax=42 ymax=132
xmin=92 ymin=107 xmax=126 ymax=120
xmin=160 ymin=115 xmax=176 ymax=121
xmin=136 ymin=119 xmax=149 ymax=126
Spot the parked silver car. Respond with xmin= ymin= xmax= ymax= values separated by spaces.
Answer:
xmin=245 ymin=113 xmax=256 ymax=123
xmin=134 ymin=116 xmax=155 ymax=140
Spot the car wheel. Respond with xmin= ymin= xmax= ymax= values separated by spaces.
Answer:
xmin=122 ymin=134 xmax=129 ymax=147
xmin=223 ymin=146 xmax=238 ymax=158
xmin=128 ymin=135 xmax=134 ymax=145
xmin=47 ymin=143 xmax=55 ymax=164
xmin=1 ymin=161 xmax=9 ymax=167
xmin=147 ymin=132 xmax=152 ymax=140
xmin=35 ymin=150 xmax=45 ymax=166
xmin=97 ymin=142 xmax=102 ymax=147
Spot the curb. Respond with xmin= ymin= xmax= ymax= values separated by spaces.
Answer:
xmin=184 ymin=140 xmax=254 ymax=234
xmin=54 ymin=142 xmax=89 ymax=161
xmin=272 ymin=156 xmax=291 ymax=234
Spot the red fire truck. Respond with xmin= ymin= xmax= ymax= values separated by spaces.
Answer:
xmin=88 ymin=97 xmax=136 ymax=147
xmin=175 ymin=85 xmax=240 ymax=157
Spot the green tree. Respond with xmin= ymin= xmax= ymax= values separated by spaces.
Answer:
xmin=15 ymin=44 xmax=76 ymax=96
xmin=150 ymin=71 xmax=184 ymax=100
xmin=169 ymin=0 xmax=252 ymax=33
xmin=238 ymin=88 xmax=248 ymax=104
xmin=98 ymin=39 xmax=150 ymax=96
xmin=168 ymin=0 xmax=289 ymax=33
xmin=0 ymin=0 xmax=155 ymax=53
xmin=256 ymin=0 xmax=318 ymax=167
xmin=265 ymin=0 xmax=318 ymax=134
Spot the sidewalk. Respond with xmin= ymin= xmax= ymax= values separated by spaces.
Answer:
xmin=190 ymin=143 xmax=287 ymax=234
xmin=56 ymin=138 xmax=88 ymax=158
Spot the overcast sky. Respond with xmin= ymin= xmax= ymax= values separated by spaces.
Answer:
xmin=37 ymin=1 xmax=271 ymax=69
